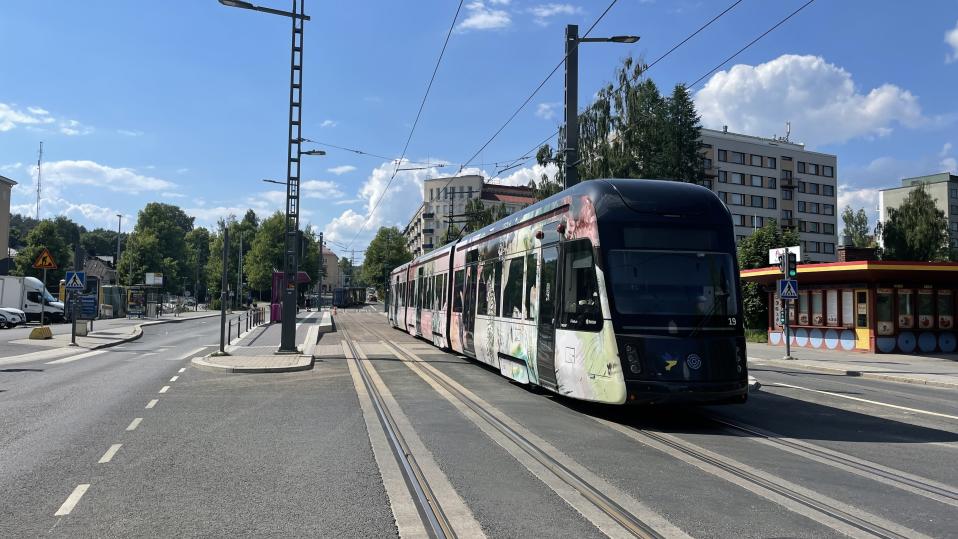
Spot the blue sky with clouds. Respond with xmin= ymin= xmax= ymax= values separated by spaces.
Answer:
xmin=2 ymin=0 xmax=957 ymax=258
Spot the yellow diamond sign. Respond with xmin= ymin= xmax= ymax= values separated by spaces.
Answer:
xmin=32 ymin=248 xmax=58 ymax=270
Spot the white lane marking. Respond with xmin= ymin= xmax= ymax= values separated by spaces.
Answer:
xmin=141 ymin=352 xmax=157 ymax=357
xmin=145 ymin=399 xmax=158 ymax=409
xmin=45 ymin=350 xmax=105 ymax=365
xmin=159 ymin=386 xmax=169 ymax=394
xmin=178 ymin=368 xmax=186 ymax=373
xmin=169 ymin=376 xmax=178 ymax=382
xmin=345 ymin=351 xmax=428 ymax=539
xmin=177 ymin=347 xmax=207 ymax=361
xmin=126 ymin=418 xmax=143 ymax=431
xmin=98 ymin=444 xmax=122 ymax=463
xmin=769 ymin=382 xmax=958 ymax=421
xmin=54 ymin=484 xmax=90 ymax=516
xmin=295 ymin=310 xmax=317 ymax=330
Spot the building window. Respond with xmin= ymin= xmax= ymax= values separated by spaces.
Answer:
xmin=750 ymin=175 xmax=763 ymax=187
xmin=823 ymin=223 xmax=835 ymax=235
xmin=798 ymin=220 xmax=806 ymax=232
xmin=783 ymin=189 xmax=793 ymax=200
xmin=951 ymin=188 xmax=958 ymax=199
xmin=807 ymin=241 xmax=821 ymax=253
xmin=703 ymin=158 xmax=713 ymax=168
xmin=810 ymin=202 xmax=820 ymax=214
xmin=797 ymin=162 xmax=806 ymax=173
xmin=797 ymin=201 xmax=806 ymax=212
xmin=730 ymin=151 xmax=745 ymax=164
xmin=750 ymin=195 xmax=763 ymax=208
xmin=823 ymin=204 xmax=834 ymax=216
xmin=754 ymin=216 xmax=764 ymax=227
xmin=718 ymin=149 xmax=727 ymax=162
xmin=782 ymin=169 xmax=793 ymax=180
xmin=823 ymin=184 xmax=835 ymax=197
xmin=736 ymin=235 xmax=746 ymax=243
xmin=730 ymin=172 xmax=744 ymax=185
xmin=783 ymin=209 xmax=793 ymax=219
xmin=809 ymin=183 xmax=820 ymax=195
xmin=809 ymin=163 xmax=820 ymax=175
xmin=798 ymin=181 xmax=806 ymax=193
xmin=808 ymin=221 xmax=820 ymax=233
xmin=767 ymin=157 xmax=777 ymax=169
xmin=951 ymin=204 xmax=958 ymax=214
xmin=729 ymin=193 xmax=744 ymax=206
xmin=750 ymin=154 xmax=763 ymax=167
xmin=824 ymin=243 xmax=835 ymax=254
xmin=823 ymin=165 xmax=834 ymax=177
xmin=767 ymin=177 xmax=777 ymax=189
xmin=767 ymin=197 xmax=777 ymax=209
xmin=718 ymin=170 xmax=727 ymax=183
xmin=732 ymin=214 xmax=745 ymax=226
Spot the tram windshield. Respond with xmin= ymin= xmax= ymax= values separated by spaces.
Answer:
xmin=606 ymin=250 xmax=737 ymax=317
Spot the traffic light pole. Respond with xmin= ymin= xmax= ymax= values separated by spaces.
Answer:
xmin=782 ymin=297 xmax=793 ymax=360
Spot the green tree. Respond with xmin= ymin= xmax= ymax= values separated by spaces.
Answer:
xmin=463 ymin=198 xmax=493 ymax=233
xmin=339 ymin=256 xmax=354 ymax=286
xmin=361 ymin=227 xmax=412 ymax=295
xmin=660 ymin=84 xmax=705 ymax=182
xmin=877 ymin=183 xmax=951 ymax=261
xmin=51 ymin=216 xmax=84 ymax=249
xmin=81 ymin=228 xmax=120 ymax=259
xmin=14 ymin=220 xmax=73 ymax=285
xmin=9 ymin=213 xmax=40 ymax=250
xmin=491 ymin=203 xmax=509 ymax=221
xmin=736 ymin=220 xmax=801 ymax=331
xmin=244 ymin=212 xmax=285 ymax=295
xmin=119 ymin=203 xmax=194 ymax=290
xmin=841 ymin=206 xmax=871 ymax=247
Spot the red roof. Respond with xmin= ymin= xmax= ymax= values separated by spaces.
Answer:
xmin=482 ymin=192 xmax=535 ymax=204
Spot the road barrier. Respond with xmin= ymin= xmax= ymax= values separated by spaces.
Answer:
xmin=227 ymin=307 xmax=267 ymax=346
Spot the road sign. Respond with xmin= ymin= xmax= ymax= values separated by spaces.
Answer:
xmin=79 ymin=295 xmax=98 ymax=320
xmin=778 ymin=279 xmax=799 ymax=300
xmin=145 ymin=272 xmax=163 ymax=286
xmin=768 ymin=245 xmax=801 ymax=264
xmin=65 ymin=271 xmax=86 ymax=291
xmin=32 ymin=248 xmax=58 ymax=270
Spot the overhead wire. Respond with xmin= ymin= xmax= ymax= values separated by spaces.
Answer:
xmin=345 ymin=0 xmax=465 ymax=251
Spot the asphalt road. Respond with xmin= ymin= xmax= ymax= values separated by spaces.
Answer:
xmin=2 ymin=311 xmax=956 ymax=537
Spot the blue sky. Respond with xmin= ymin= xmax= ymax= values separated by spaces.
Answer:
xmin=2 ymin=0 xmax=957 ymax=259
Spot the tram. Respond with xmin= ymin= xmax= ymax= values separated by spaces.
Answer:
xmin=333 ymin=287 xmax=366 ymax=308
xmin=388 ymin=179 xmax=747 ymax=405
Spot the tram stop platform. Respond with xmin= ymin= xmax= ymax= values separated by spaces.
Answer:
xmin=191 ymin=309 xmax=332 ymax=374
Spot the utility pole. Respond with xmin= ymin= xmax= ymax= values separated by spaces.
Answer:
xmin=115 ymin=214 xmax=122 ymax=285
xmin=219 ymin=227 xmax=229 ymax=354
xmin=563 ymin=24 xmax=579 ymax=189
xmin=36 ymin=142 xmax=43 ymax=220
xmin=236 ymin=232 xmax=243 ymax=310
xmin=317 ymin=232 xmax=323 ymax=308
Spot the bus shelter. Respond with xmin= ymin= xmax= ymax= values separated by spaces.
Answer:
xmin=741 ymin=261 xmax=958 ymax=354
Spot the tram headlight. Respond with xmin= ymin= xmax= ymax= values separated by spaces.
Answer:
xmin=735 ymin=342 xmax=746 ymax=373
xmin=625 ymin=344 xmax=641 ymax=374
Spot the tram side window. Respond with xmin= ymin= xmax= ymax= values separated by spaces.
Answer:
xmin=453 ymin=270 xmax=464 ymax=313
xmin=436 ymin=274 xmax=445 ymax=311
xmin=477 ymin=261 xmax=502 ymax=316
xmin=561 ymin=240 xmax=602 ymax=330
xmin=502 ymin=257 xmax=525 ymax=318
xmin=525 ymin=253 xmax=537 ymax=321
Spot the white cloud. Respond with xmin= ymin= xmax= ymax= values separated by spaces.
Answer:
xmin=320 ymin=119 xmax=338 ymax=128
xmin=327 ymin=165 xmax=357 ymax=175
xmin=694 ymin=54 xmax=925 ymax=146
xmin=942 ymin=157 xmax=958 ymax=174
xmin=161 ymin=192 xmax=187 ymax=198
xmin=946 ymin=20 xmax=958 ymax=63
xmin=457 ymin=1 xmax=511 ymax=31
xmin=1 ymin=162 xmax=23 ymax=173
xmin=535 ymin=102 xmax=560 ymax=120
xmin=302 ymin=179 xmax=344 ymax=199
xmin=495 ymin=162 xmax=558 ymax=187
xmin=10 ymin=196 xmax=125 ymax=226
xmin=117 ymin=129 xmax=144 ymax=137
xmin=59 ymin=119 xmax=94 ymax=136
xmin=176 ymin=168 xmax=190 ymax=175
xmin=28 ymin=160 xmax=176 ymax=196
xmin=940 ymin=142 xmax=953 ymax=158
xmin=837 ymin=186 xmax=881 ymax=234
xmin=529 ymin=3 xmax=582 ymax=26
xmin=0 ymin=102 xmax=55 ymax=131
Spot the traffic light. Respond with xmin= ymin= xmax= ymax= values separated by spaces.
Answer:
xmin=787 ymin=252 xmax=798 ymax=278
xmin=778 ymin=254 xmax=787 ymax=274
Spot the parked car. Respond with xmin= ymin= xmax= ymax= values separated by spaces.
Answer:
xmin=0 ymin=307 xmax=27 ymax=327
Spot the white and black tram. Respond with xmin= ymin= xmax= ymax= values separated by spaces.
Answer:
xmin=388 ymin=179 xmax=748 ymax=405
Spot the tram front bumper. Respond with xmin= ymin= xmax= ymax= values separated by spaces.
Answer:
xmin=624 ymin=379 xmax=748 ymax=405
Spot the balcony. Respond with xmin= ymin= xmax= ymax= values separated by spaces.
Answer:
xmin=780 ymin=218 xmax=796 ymax=228
xmin=423 ymin=212 xmax=435 ymax=219
xmin=423 ymin=228 xmax=434 ymax=234
xmin=779 ymin=175 xmax=796 ymax=189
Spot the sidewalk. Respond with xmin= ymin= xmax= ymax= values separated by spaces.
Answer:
xmin=191 ymin=310 xmax=332 ymax=374
xmin=746 ymin=342 xmax=958 ymax=389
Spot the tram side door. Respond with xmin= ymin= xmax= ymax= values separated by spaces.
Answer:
xmin=535 ymin=245 xmax=559 ymax=389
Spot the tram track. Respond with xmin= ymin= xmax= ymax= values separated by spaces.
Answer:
xmin=343 ymin=313 xmax=670 ymax=539
xmin=341 ymin=329 xmax=456 ymax=539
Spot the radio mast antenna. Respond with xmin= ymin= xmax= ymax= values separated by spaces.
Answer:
xmin=36 ymin=141 xmax=43 ymax=220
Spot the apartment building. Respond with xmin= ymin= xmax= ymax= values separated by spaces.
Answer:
xmin=700 ymin=128 xmax=839 ymax=262
xmin=879 ymin=172 xmax=958 ymax=254
xmin=403 ymin=175 xmax=535 ymax=257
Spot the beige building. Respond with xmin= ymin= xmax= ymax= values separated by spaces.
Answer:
xmin=403 ymin=175 xmax=536 ymax=257
xmin=318 ymin=249 xmax=340 ymax=292
xmin=0 ymin=175 xmax=15 ymax=273
xmin=879 ymin=172 xmax=958 ymax=253
xmin=700 ymin=128 xmax=839 ymax=262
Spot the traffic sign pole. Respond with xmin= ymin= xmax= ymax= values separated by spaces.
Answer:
xmin=41 ymin=268 xmax=46 ymax=327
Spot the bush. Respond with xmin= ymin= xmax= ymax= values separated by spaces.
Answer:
xmin=744 ymin=328 xmax=768 ymax=343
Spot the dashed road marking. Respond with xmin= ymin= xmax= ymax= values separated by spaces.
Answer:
xmin=54 ymin=484 xmax=90 ymax=516
xmin=45 ymin=350 xmax=105 ymax=365
xmin=126 ymin=418 xmax=143 ymax=431
xmin=159 ymin=386 xmax=170 ymax=393
xmin=98 ymin=444 xmax=122 ymax=463
xmin=145 ymin=399 xmax=158 ymax=409
xmin=769 ymin=382 xmax=958 ymax=420
xmin=177 ymin=347 xmax=207 ymax=361
xmin=178 ymin=368 xmax=186 ymax=373
xmin=169 ymin=376 xmax=178 ymax=382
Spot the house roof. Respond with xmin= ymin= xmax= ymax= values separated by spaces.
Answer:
xmin=741 ymin=260 xmax=958 ymax=286
xmin=0 ymin=175 xmax=18 ymax=187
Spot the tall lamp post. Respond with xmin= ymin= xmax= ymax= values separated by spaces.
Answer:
xmin=219 ymin=0 xmax=311 ymax=353
xmin=563 ymin=24 xmax=638 ymax=189
xmin=115 ymin=214 xmax=122 ymax=285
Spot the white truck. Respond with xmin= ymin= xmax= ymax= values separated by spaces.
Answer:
xmin=0 ymin=276 xmax=66 ymax=323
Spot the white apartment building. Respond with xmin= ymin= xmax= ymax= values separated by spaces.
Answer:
xmin=403 ymin=174 xmax=535 ymax=257
xmin=700 ymin=128 xmax=839 ymax=262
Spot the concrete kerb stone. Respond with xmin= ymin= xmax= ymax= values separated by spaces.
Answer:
xmin=748 ymin=358 xmax=958 ymax=390
xmin=190 ymin=354 xmax=314 ymax=374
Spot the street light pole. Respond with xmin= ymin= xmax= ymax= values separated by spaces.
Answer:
xmin=115 ymin=214 xmax=122 ymax=285
xmin=218 ymin=0 xmax=310 ymax=353
xmin=563 ymin=25 xmax=639 ymax=189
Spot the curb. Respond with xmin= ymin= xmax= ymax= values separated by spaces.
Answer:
xmin=190 ymin=354 xmax=314 ymax=374
xmin=748 ymin=358 xmax=958 ymax=390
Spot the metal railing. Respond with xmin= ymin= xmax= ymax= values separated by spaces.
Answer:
xmin=226 ymin=306 xmax=268 ymax=346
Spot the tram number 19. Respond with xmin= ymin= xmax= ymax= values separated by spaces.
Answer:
xmin=727 ymin=317 xmax=737 ymax=326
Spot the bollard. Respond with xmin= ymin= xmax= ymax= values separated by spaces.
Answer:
xmin=227 ymin=319 xmax=231 ymax=345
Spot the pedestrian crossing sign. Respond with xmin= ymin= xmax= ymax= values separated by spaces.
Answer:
xmin=778 ymin=279 xmax=798 ymax=300
xmin=65 ymin=271 xmax=86 ymax=291
xmin=32 ymin=248 xmax=58 ymax=270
